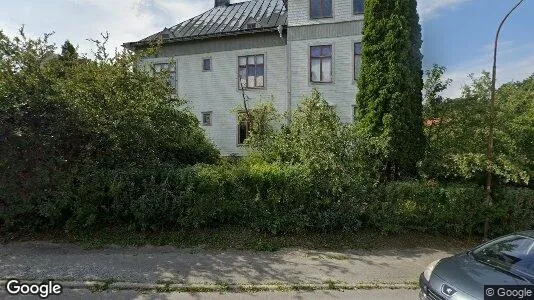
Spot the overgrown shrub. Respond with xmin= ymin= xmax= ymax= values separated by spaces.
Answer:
xmin=3 ymin=162 xmax=533 ymax=237
xmin=0 ymin=30 xmax=220 ymax=232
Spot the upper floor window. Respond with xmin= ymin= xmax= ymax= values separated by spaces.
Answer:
xmin=310 ymin=45 xmax=332 ymax=83
xmin=354 ymin=42 xmax=362 ymax=80
xmin=203 ymin=58 xmax=211 ymax=71
xmin=310 ymin=0 xmax=332 ymax=19
xmin=153 ymin=62 xmax=176 ymax=89
xmin=354 ymin=0 xmax=364 ymax=15
xmin=238 ymin=54 xmax=264 ymax=89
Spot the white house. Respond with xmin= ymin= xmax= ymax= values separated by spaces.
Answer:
xmin=125 ymin=0 xmax=364 ymax=155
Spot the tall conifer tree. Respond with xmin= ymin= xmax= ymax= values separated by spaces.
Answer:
xmin=356 ymin=0 xmax=424 ymax=180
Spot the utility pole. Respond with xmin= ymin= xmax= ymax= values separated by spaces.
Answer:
xmin=484 ymin=0 xmax=525 ymax=240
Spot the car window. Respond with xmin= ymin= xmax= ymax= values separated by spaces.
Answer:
xmin=473 ymin=235 xmax=534 ymax=277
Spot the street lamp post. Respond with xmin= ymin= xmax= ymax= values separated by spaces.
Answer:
xmin=484 ymin=0 xmax=525 ymax=240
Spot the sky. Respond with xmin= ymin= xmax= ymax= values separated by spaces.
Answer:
xmin=0 ymin=0 xmax=532 ymax=98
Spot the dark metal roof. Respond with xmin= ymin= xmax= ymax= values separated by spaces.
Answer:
xmin=125 ymin=0 xmax=287 ymax=48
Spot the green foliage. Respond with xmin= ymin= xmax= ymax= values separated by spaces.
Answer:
xmin=0 ymin=29 xmax=218 ymax=169
xmin=3 ymin=162 xmax=532 ymax=237
xmin=244 ymin=89 xmax=374 ymax=184
xmin=0 ymin=29 xmax=219 ymax=231
xmin=423 ymin=64 xmax=452 ymax=118
xmin=1 ymin=29 xmax=533 ymax=241
xmin=356 ymin=0 xmax=425 ymax=180
xmin=60 ymin=40 xmax=78 ymax=61
xmin=421 ymin=72 xmax=534 ymax=185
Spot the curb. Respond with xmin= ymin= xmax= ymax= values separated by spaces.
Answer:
xmin=0 ymin=280 xmax=418 ymax=293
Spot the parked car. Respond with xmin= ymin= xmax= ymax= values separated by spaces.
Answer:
xmin=420 ymin=231 xmax=534 ymax=300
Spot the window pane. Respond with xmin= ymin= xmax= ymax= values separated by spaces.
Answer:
xmin=202 ymin=113 xmax=212 ymax=126
xmin=256 ymin=64 xmax=264 ymax=87
xmin=256 ymin=75 xmax=264 ymax=87
xmin=247 ymin=65 xmax=255 ymax=87
xmin=354 ymin=55 xmax=362 ymax=80
xmin=354 ymin=0 xmax=364 ymax=14
xmin=239 ymin=122 xmax=248 ymax=144
xmin=168 ymin=71 xmax=176 ymax=88
xmin=355 ymin=42 xmax=362 ymax=55
xmin=239 ymin=57 xmax=247 ymax=66
xmin=256 ymin=55 xmax=264 ymax=64
xmin=321 ymin=58 xmax=332 ymax=82
xmin=310 ymin=0 xmax=321 ymax=18
xmin=247 ymin=56 xmax=255 ymax=65
xmin=238 ymin=117 xmax=250 ymax=144
xmin=154 ymin=63 xmax=168 ymax=73
xmin=311 ymin=46 xmax=321 ymax=57
xmin=203 ymin=59 xmax=211 ymax=70
xmin=322 ymin=45 xmax=332 ymax=57
xmin=238 ymin=66 xmax=247 ymax=88
xmin=311 ymin=58 xmax=321 ymax=82
xmin=323 ymin=0 xmax=332 ymax=17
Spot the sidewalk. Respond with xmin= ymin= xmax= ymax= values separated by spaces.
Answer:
xmin=0 ymin=241 xmax=461 ymax=290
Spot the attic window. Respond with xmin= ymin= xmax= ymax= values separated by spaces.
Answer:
xmin=246 ymin=23 xmax=257 ymax=29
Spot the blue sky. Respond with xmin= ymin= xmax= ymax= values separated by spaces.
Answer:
xmin=1 ymin=0 xmax=532 ymax=97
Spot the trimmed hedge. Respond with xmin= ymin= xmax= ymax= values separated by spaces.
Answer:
xmin=1 ymin=164 xmax=533 ymax=237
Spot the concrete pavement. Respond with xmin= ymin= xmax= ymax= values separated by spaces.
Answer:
xmin=0 ymin=242 xmax=459 ymax=285
xmin=0 ymin=289 xmax=419 ymax=299
xmin=0 ymin=241 xmax=463 ymax=299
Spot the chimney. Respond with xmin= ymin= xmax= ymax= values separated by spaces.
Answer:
xmin=215 ymin=0 xmax=230 ymax=7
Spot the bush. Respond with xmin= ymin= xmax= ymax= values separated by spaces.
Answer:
xmin=0 ymin=30 xmax=220 ymax=232
xmin=3 ymin=161 xmax=533 ymax=238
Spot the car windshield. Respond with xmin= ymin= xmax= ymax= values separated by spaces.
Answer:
xmin=472 ymin=235 xmax=534 ymax=278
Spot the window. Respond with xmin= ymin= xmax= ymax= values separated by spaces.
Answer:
xmin=238 ymin=55 xmax=264 ymax=89
xmin=354 ymin=0 xmax=364 ymax=14
xmin=310 ymin=45 xmax=332 ymax=83
xmin=153 ymin=62 xmax=176 ymax=89
xmin=237 ymin=113 xmax=252 ymax=145
xmin=354 ymin=42 xmax=362 ymax=80
xmin=310 ymin=0 xmax=332 ymax=18
xmin=203 ymin=58 xmax=211 ymax=71
xmin=202 ymin=112 xmax=212 ymax=126
xmin=352 ymin=105 xmax=358 ymax=122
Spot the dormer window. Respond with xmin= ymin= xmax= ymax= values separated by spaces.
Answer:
xmin=160 ymin=27 xmax=171 ymax=39
xmin=310 ymin=0 xmax=332 ymax=19
xmin=247 ymin=23 xmax=257 ymax=29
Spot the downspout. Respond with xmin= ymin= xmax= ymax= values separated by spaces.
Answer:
xmin=285 ymin=27 xmax=292 ymax=125
xmin=278 ymin=24 xmax=291 ymax=125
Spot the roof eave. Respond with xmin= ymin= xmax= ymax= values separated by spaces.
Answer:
xmin=123 ymin=26 xmax=286 ymax=50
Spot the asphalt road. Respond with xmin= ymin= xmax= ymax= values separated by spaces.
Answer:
xmin=0 ymin=289 xmax=419 ymax=300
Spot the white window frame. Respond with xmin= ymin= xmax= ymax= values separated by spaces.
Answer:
xmin=238 ymin=54 xmax=265 ymax=89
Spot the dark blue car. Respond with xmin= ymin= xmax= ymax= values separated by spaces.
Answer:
xmin=420 ymin=231 xmax=534 ymax=300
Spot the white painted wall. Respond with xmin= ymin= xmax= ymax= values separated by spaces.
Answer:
xmin=144 ymin=45 xmax=288 ymax=156
xmin=288 ymin=34 xmax=362 ymax=124
xmin=140 ymin=0 xmax=364 ymax=155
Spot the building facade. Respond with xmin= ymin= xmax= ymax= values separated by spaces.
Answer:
xmin=125 ymin=0 xmax=364 ymax=155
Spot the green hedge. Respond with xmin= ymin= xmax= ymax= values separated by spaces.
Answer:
xmin=1 ymin=164 xmax=533 ymax=237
